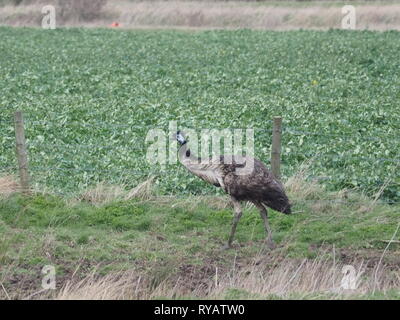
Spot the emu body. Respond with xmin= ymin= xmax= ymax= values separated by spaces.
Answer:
xmin=176 ymin=131 xmax=291 ymax=249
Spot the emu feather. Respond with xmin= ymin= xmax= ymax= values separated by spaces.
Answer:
xmin=176 ymin=131 xmax=291 ymax=250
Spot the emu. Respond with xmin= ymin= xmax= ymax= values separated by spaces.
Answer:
xmin=176 ymin=130 xmax=291 ymax=250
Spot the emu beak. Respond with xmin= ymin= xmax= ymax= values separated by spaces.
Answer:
xmin=176 ymin=130 xmax=187 ymax=145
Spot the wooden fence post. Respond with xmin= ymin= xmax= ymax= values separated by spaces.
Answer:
xmin=271 ymin=116 xmax=282 ymax=180
xmin=14 ymin=111 xmax=30 ymax=194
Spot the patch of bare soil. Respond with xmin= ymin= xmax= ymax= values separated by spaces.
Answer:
xmin=339 ymin=248 xmax=400 ymax=270
xmin=1 ymin=258 xmax=95 ymax=299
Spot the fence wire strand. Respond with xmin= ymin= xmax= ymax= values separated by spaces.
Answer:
xmin=1 ymin=115 xmax=399 ymax=202
xmin=2 ymin=116 xmax=399 ymax=141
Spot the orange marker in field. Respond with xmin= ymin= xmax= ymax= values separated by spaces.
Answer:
xmin=111 ymin=22 xmax=120 ymax=27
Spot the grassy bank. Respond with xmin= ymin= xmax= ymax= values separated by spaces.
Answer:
xmin=1 ymin=175 xmax=399 ymax=299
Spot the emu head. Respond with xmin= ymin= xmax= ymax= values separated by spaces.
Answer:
xmin=176 ymin=130 xmax=187 ymax=146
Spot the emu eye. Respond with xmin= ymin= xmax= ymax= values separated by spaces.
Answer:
xmin=186 ymin=150 xmax=190 ymax=157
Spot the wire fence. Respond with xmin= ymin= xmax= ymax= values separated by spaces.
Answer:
xmin=2 ymin=122 xmax=399 ymax=148
xmin=0 ymin=115 xmax=398 ymax=134
xmin=1 ymin=116 xmax=398 ymax=139
xmin=1 ymin=114 xmax=399 ymax=203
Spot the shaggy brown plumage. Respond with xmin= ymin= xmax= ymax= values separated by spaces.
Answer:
xmin=176 ymin=131 xmax=291 ymax=249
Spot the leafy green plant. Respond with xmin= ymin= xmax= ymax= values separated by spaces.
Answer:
xmin=0 ymin=28 xmax=398 ymax=200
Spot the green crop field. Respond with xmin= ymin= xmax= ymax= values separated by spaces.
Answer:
xmin=0 ymin=27 xmax=399 ymax=200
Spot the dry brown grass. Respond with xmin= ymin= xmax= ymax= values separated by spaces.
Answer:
xmin=55 ymin=270 xmax=140 ymax=300
xmin=285 ymin=158 xmax=324 ymax=201
xmin=0 ymin=0 xmax=108 ymax=26
xmin=1 ymin=1 xmax=400 ymax=30
xmin=62 ymin=159 xmax=386 ymax=214
xmin=106 ymin=1 xmax=400 ymax=31
xmin=125 ymin=176 xmax=156 ymax=201
xmin=0 ymin=174 xmax=19 ymax=197
xmin=283 ymin=159 xmax=381 ymax=215
xmin=74 ymin=176 xmax=230 ymax=208
xmin=47 ymin=252 xmax=399 ymax=300
xmin=76 ymin=182 xmax=126 ymax=206
xmin=57 ymin=0 xmax=107 ymax=23
xmin=74 ymin=176 xmax=156 ymax=206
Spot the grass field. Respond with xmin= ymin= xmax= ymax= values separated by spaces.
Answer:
xmin=0 ymin=27 xmax=399 ymax=300
xmin=0 ymin=175 xmax=399 ymax=299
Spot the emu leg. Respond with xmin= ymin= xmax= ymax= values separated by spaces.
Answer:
xmin=254 ymin=202 xmax=276 ymax=249
xmin=222 ymin=197 xmax=243 ymax=250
